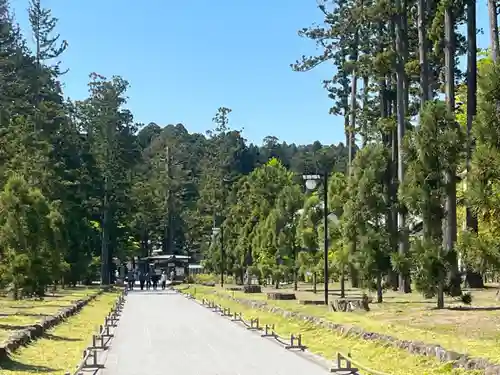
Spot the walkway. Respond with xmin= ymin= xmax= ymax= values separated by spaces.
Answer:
xmin=101 ymin=289 xmax=329 ymax=375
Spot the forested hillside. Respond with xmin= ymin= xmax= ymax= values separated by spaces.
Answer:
xmin=131 ymin=118 xmax=349 ymax=263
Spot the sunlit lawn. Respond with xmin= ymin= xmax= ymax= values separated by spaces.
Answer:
xmin=183 ymin=286 xmax=482 ymax=375
xmin=0 ymin=291 xmax=119 ymax=375
xmin=0 ymin=287 xmax=101 ymax=343
xmin=186 ymin=280 xmax=500 ymax=364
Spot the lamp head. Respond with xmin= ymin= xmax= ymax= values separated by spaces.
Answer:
xmin=305 ymin=179 xmax=319 ymax=190
xmin=302 ymin=174 xmax=321 ymax=191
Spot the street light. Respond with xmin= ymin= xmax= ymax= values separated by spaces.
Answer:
xmin=302 ymin=173 xmax=329 ymax=305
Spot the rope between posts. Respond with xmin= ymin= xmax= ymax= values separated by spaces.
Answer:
xmin=180 ymin=290 xmax=306 ymax=351
xmin=66 ymin=287 xmax=127 ymax=375
xmin=333 ymin=351 xmax=391 ymax=375
xmin=179 ymin=288 xmax=391 ymax=375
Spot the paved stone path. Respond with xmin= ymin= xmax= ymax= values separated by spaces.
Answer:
xmin=101 ymin=289 xmax=329 ymax=375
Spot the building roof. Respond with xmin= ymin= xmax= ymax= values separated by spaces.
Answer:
xmin=144 ymin=254 xmax=191 ymax=261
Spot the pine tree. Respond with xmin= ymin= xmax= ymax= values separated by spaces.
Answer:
xmin=402 ymin=101 xmax=464 ymax=308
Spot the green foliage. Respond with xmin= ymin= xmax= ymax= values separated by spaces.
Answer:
xmin=402 ymin=101 xmax=465 ymax=303
xmin=469 ymin=63 xmax=500 ymax=214
xmin=411 ymin=237 xmax=447 ymax=299
xmin=465 ymin=62 xmax=500 ymax=277
xmin=0 ymin=175 xmax=63 ymax=297
xmin=342 ymin=144 xmax=392 ymax=287
xmin=456 ymin=230 xmax=500 ymax=276
xmin=296 ymin=194 xmax=323 ymax=281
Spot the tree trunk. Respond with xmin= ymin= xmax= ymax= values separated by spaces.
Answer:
xmin=165 ymin=145 xmax=174 ymax=254
xmin=313 ymin=272 xmax=317 ymax=293
xmin=239 ymin=269 xmax=244 ymax=285
xmin=378 ymin=22 xmax=399 ymax=291
xmin=108 ymin=241 xmax=115 ymax=284
xmin=294 ymin=266 xmax=298 ymax=291
xmin=444 ymin=2 xmax=461 ymax=297
xmin=340 ymin=267 xmax=346 ymax=298
xmin=402 ymin=0 xmax=409 ymax=113
xmin=376 ymin=273 xmax=383 ymax=303
xmin=437 ymin=277 xmax=445 ymax=309
xmin=418 ymin=0 xmax=430 ymax=105
xmin=348 ymin=36 xmax=359 ymax=291
xmin=465 ymin=0 xmax=478 ymax=221
xmin=395 ymin=0 xmax=411 ymax=293
xmin=464 ymin=0 xmax=483 ymax=288
xmin=344 ymin=110 xmax=350 ymax=149
xmin=488 ymin=0 xmax=499 ymax=62
xmin=349 ymin=46 xmax=358 ymax=174
xmin=141 ymin=228 xmax=147 ymax=257
xmin=466 ymin=270 xmax=484 ymax=288
xmin=362 ymin=75 xmax=369 ymax=147
xmin=343 ymin=67 xmax=351 ymax=151
xmin=350 ymin=266 xmax=360 ymax=288
xmin=100 ymin=179 xmax=110 ymax=286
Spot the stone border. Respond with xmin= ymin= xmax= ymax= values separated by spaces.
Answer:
xmin=0 ymin=287 xmax=109 ymax=362
xmin=207 ymin=289 xmax=500 ymax=373
xmin=70 ymin=289 xmax=126 ymax=375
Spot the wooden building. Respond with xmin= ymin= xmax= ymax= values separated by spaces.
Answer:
xmin=139 ymin=254 xmax=190 ymax=282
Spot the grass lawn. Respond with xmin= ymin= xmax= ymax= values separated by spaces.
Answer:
xmin=188 ymin=280 xmax=500 ymax=365
xmin=181 ymin=285 xmax=481 ymax=375
xmin=0 ymin=290 xmax=120 ymax=375
xmin=0 ymin=287 xmax=101 ymax=344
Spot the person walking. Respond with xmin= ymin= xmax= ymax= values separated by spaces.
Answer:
xmin=160 ymin=271 xmax=167 ymax=290
xmin=145 ymin=272 xmax=151 ymax=290
xmin=152 ymin=273 xmax=159 ymax=290
xmin=139 ymin=271 xmax=145 ymax=290
xmin=170 ymin=269 xmax=175 ymax=283
xmin=127 ymin=270 xmax=135 ymax=290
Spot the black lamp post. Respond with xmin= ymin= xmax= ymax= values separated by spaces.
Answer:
xmin=302 ymin=173 xmax=329 ymax=305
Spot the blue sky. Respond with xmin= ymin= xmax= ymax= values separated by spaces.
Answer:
xmin=12 ymin=0 xmax=490 ymax=146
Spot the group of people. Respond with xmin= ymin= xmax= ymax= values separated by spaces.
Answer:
xmin=125 ymin=269 xmax=174 ymax=291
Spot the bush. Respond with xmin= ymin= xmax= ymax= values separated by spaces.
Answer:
xmin=461 ymin=292 xmax=473 ymax=305
xmin=193 ymin=273 xmax=218 ymax=284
